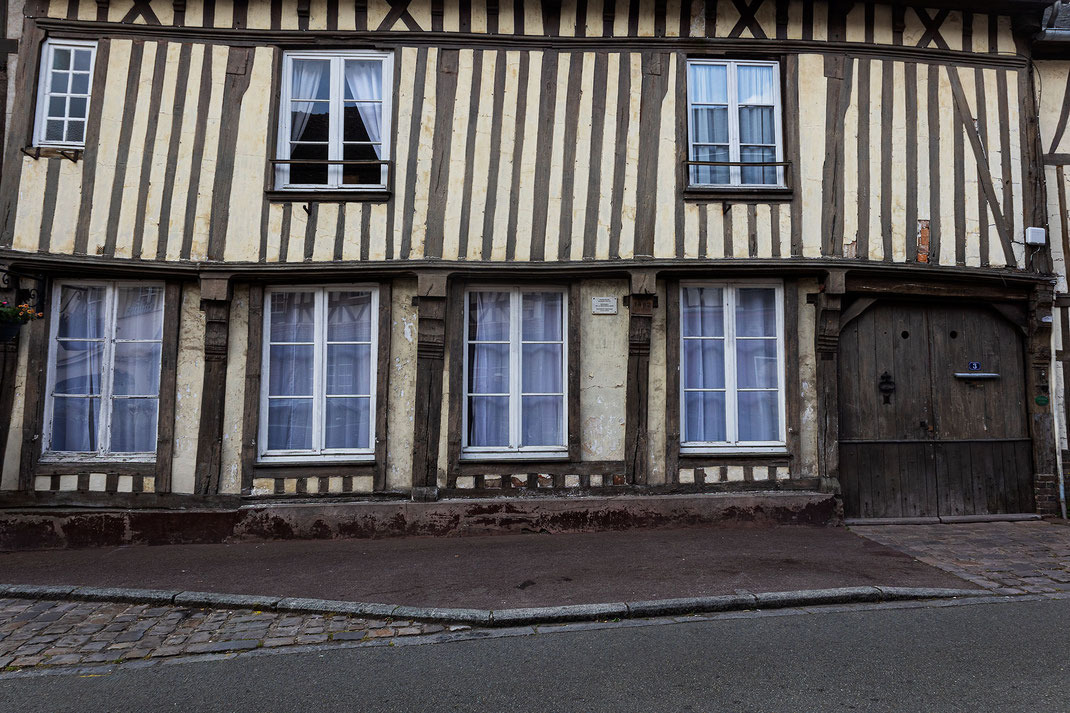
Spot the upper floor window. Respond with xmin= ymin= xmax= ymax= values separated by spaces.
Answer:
xmin=276 ymin=51 xmax=393 ymax=191
xmin=44 ymin=282 xmax=164 ymax=460
xmin=34 ymin=40 xmax=97 ymax=148
xmin=686 ymin=59 xmax=784 ymax=189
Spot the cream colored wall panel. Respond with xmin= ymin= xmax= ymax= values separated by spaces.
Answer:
xmin=441 ymin=0 xmax=460 ymax=32
xmin=779 ymin=203 xmax=792 ymax=256
xmin=996 ymin=16 xmax=1015 ymax=55
xmin=498 ymin=0 xmax=515 ymax=34
xmin=842 ymin=59 xmax=859 ymax=255
xmin=312 ymin=203 xmax=339 ymax=261
xmin=613 ymin=0 xmax=629 ymax=36
xmin=683 ymin=202 xmax=699 ymax=258
xmin=165 ymin=44 xmax=206 ymax=262
xmin=579 ymin=279 xmax=628 ymax=461
xmin=890 ymin=61 xmax=907 ymax=262
xmin=368 ymin=203 xmax=389 ymax=260
xmin=279 ymin=0 xmax=300 ymax=29
xmin=408 ymin=47 xmax=439 ymax=260
xmin=213 ymin=0 xmax=236 ymax=28
xmin=340 ymin=203 xmax=363 ymax=261
xmin=440 ymin=49 xmax=476 ymax=261
xmin=937 ymin=65 xmax=956 ymax=266
xmin=810 ymin=2 xmax=827 ymax=40
xmin=223 ymin=46 xmax=274 ymax=263
xmin=491 ymin=51 xmax=522 ymax=261
xmin=113 ymin=42 xmax=159 ymax=260
xmin=264 ymin=203 xmax=284 ymax=262
xmin=247 ymin=0 xmax=273 ymax=29
xmin=982 ymin=68 xmax=1005 ymax=267
xmin=285 ymin=199 xmax=308 ymax=261
xmin=1046 ymin=166 xmax=1067 ymax=293
xmin=558 ymin=0 xmax=577 ymax=37
xmin=1007 ymin=71 xmax=1026 ymax=267
xmin=756 ymin=204 xmax=772 ymax=257
xmin=647 ymin=281 xmax=667 ymax=484
xmin=730 ymin=204 xmax=748 ymax=258
xmin=844 ymin=4 xmax=866 ymax=43
xmin=940 ymin=11 xmax=963 ymax=52
xmin=653 ymin=54 xmax=678 ymax=259
xmin=49 ymin=160 xmax=83 ymax=254
xmin=867 ymin=61 xmax=883 ymax=261
xmin=386 ymin=279 xmax=418 ymax=491
xmin=751 ymin=0 xmax=776 ymax=39
xmin=1037 ymin=61 xmax=1070 ymax=155
xmin=0 ymin=323 xmax=30 ymax=490
xmin=715 ymin=1 xmax=740 ymax=37
xmin=219 ymin=284 xmax=248 ymax=494
xmin=367 ymin=0 xmax=390 ymax=31
xmin=464 ymin=50 xmax=498 ymax=260
xmin=11 ymin=158 xmax=47 ymax=252
xmin=471 ymin=0 xmax=488 ymax=33
xmin=390 ymin=47 xmax=418 ymax=260
xmin=171 ymin=284 xmax=204 ymax=495
xmin=306 ymin=0 xmax=327 ymax=30
xmin=586 ymin=0 xmax=605 ymax=37
xmin=184 ymin=0 xmax=205 ymax=26
xmin=86 ymin=39 xmax=132 ymax=257
xmin=797 ymin=279 xmax=820 ymax=478
xmin=959 ymin=68 xmax=981 ymax=267
xmin=707 ymin=202 xmax=725 ymax=258
xmin=916 ymin=64 xmax=931 ymax=236
xmin=524 ymin=0 xmax=544 ymax=34
xmin=786 ymin=0 xmax=803 ymax=39
xmin=569 ymin=53 xmax=596 ymax=261
xmin=618 ymin=53 xmax=643 ymax=259
xmin=797 ymin=54 xmax=825 ymax=258
xmin=871 ymin=4 xmax=893 ymax=44
xmin=542 ymin=51 xmax=571 ymax=261
xmin=594 ymin=53 xmax=621 ymax=260
xmin=664 ymin=0 xmax=682 ymax=36
xmin=187 ymin=44 xmax=229 ymax=261
xmin=512 ymin=51 xmax=543 ymax=262
xmin=636 ymin=0 xmax=655 ymax=35
xmin=140 ymin=42 xmax=182 ymax=261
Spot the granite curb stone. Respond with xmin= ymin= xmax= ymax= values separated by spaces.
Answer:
xmin=0 ymin=583 xmax=993 ymax=627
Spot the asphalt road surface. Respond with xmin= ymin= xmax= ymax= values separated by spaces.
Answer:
xmin=2 ymin=597 xmax=1067 ymax=712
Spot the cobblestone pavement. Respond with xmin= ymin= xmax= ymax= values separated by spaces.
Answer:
xmin=0 ymin=598 xmax=456 ymax=670
xmin=853 ymin=521 xmax=1070 ymax=595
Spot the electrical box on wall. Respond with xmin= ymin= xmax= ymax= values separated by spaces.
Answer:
xmin=1025 ymin=227 xmax=1047 ymax=246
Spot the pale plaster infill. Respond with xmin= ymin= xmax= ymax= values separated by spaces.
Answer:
xmin=170 ymin=283 xmax=205 ymax=494
xmin=0 ymin=319 xmax=32 ymax=490
xmin=797 ymin=279 xmax=819 ymax=479
xmin=386 ymin=278 xmax=418 ymax=492
xmin=647 ymin=279 xmax=668 ymax=484
xmin=219 ymin=285 xmax=249 ymax=494
xmin=580 ymin=279 xmax=628 ymax=463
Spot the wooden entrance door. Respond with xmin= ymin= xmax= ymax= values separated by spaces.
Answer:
xmin=838 ymin=301 xmax=1033 ymax=518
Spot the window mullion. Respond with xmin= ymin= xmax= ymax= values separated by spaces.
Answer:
xmin=100 ymin=284 xmax=117 ymax=455
xmin=314 ymin=289 xmax=326 ymax=453
xmin=728 ymin=63 xmax=741 ymax=186
xmin=725 ymin=287 xmax=739 ymax=445
xmin=330 ymin=59 xmax=342 ymax=189
xmin=511 ymin=290 xmax=521 ymax=450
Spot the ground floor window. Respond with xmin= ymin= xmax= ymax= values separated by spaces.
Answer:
xmin=680 ymin=283 xmax=785 ymax=452
xmin=44 ymin=282 xmax=165 ymax=459
xmin=260 ymin=286 xmax=378 ymax=461
xmin=463 ymin=287 xmax=567 ymax=457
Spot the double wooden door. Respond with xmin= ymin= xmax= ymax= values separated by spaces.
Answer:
xmin=838 ymin=300 xmax=1033 ymax=518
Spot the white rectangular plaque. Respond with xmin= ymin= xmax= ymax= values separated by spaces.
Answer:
xmin=591 ymin=296 xmax=618 ymax=315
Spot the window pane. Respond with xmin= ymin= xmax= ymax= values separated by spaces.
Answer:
xmin=738 ymin=65 xmax=776 ymax=104
xmin=690 ymin=145 xmax=730 ymax=186
xmin=738 ymin=391 xmax=779 ymax=441
xmin=691 ymin=106 xmax=729 ymax=144
xmin=48 ymin=96 xmax=66 ymax=118
xmin=344 ymin=60 xmax=382 ymax=101
xmin=287 ymin=143 xmax=329 ymax=185
xmin=740 ymin=146 xmax=777 ymax=185
xmin=270 ymin=291 xmax=315 ymax=342
xmin=327 ymin=291 xmax=373 ymax=342
xmin=325 ymin=397 xmax=370 ymax=449
xmin=115 ymin=286 xmax=164 ymax=340
xmin=689 ymin=63 xmax=727 ymax=104
xmin=54 ymin=341 xmax=103 ymax=395
xmin=50 ymin=396 xmax=99 ymax=451
xmin=267 ymin=399 xmax=313 ymax=450
xmin=69 ymin=97 xmax=87 ymax=119
xmin=269 ymin=345 xmax=314 ymax=396
xmin=110 ymin=398 xmax=158 ymax=452
xmin=113 ymin=342 xmax=162 ymax=395
xmin=739 ymin=106 xmax=775 ymax=144
xmin=735 ymin=288 xmax=777 ymax=336
xmin=468 ymin=396 xmax=509 ymax=447
xmin=468 ymin=292 xmax=509 ymax=341
xmin=522 ymin=343 xmax=562 ymax=393
xmin=327 ymin=344 xmax=371 ymax=395
xmin=70 ymin=73 xmax=89 ymax=94
xmin=58 ymin=285 xmax=106 ymax=338
xmin=468 ymin=344 xmax=509 ymax=394
xmin=290 ymin=101 xmax=330 ymax=142
xmin=45 ymin=120 xmax=64 ymax=142
xmin=521 ymin=395 xmax=562 ymax=446
xmin=65 ymin=121 xmax=85 ymax=144
xmin=682 ymin=339 xmax=725 ymax=389
xmin=681 ymin=287 xmax=723 ymax=337
xmin=50 ymin=71 xmax=68 ymax=93
xmin=343 ymin=102 xmax=382 ymax=143
xmin=290 ymin=59 xmax=331 ymax=100
xmin=73 ymin=49 xmax=92 ymax=71
xmin=684 ymin=392 xmax=726 ymax=443
xmin=521 ymin=292 xmax=562 ymax=341
xmin=53 ymin=48 xmax=71 ymax=70
xmin=736 ymin=339 xmax=778 ymax=389
xmin=342 ymin=143 xmax=384 ymax=186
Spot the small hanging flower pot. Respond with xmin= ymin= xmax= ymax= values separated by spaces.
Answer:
xmin=0 ymin=301 xmax=43 ymax=341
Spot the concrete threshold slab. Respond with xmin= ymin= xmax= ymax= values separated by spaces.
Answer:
xmin=0 ymin=583 xmax=991 ymax=627
xmin=847 ymin=514 xmax=1042 ymax=526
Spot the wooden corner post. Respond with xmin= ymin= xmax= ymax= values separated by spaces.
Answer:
xmin=1028 ymin=284 xmax=1059 ymax=515
xmin=815 ymin=269 xmax=846 ymax=492
xmin=411 ymin=272 xmax=449 ymax=501
xmin=194 ymin=274 xmax=233 ymax=495
xmin=625 ymin=270 xmax=657 ymax=485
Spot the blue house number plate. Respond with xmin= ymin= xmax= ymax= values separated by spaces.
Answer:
xmin=968 ymin=362 xmax=981 ymax=371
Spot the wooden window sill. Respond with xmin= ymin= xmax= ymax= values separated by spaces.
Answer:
xmin=683 ymin=187 xmax=794 ymax=203
xmin=34 ymin=461 xmax=155 ymax=476
xmin=264 ymin=190 xmax=391 ymax=203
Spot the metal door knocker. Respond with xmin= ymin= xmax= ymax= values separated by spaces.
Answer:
xmin=878 ymin=371 xmax=895 ymax=404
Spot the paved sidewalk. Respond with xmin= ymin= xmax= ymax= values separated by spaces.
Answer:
xmin=852 ymin=521 xmax=1070 ymax=594
xmin=0 ymin=598 xmax=450 ymax=670
xmin=0 ymin=527 xmax=973 ymax=609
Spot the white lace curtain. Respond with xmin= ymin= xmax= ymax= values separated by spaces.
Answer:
xmin=290 ymin=59 xmax=329 ymax=142
xmin=344 ymin=60 xmax=383 ymax=156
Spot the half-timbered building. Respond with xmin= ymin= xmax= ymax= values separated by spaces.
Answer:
xmin=0 ymin=0 xmax=1068 ymax=527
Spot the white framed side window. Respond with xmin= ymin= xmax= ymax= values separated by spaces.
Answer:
xmin=275 ymin=50 xmax=393 ymax=191
xmin=34 ymin=39 xmax=97 ymax=148
xmin=43 ymin=281 xmax=165 ymax=461
xmin=686 ymin=59 xmax=784 ymax=188
xmin=462 ymin=287 xmax=568 ymax=459
xmin=259 ymin=286 xmax=379 ymax=462
xmin=679 ymin=283 xmax=786 ymax=453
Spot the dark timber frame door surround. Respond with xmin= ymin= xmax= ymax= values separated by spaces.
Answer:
xmin=838 ymin=298 xmax=1035 ymax=518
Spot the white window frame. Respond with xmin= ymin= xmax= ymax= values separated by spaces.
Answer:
xmin=41 ymin=280 xmax=164 ymax=462
xmin=679 ymin=282 xmax=787 ymax=454
xmin=258 ymin=285 xmax=379 ymax=463
xmin=275 ymin=50 xmax=394 ymax=191
xmin=34 ymin=39 xmax=97 ymax=149
xmin=461 ymin=286 xmax=569 ymax=460
xmin=686 ymin=59 xmax=784 ymax=189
